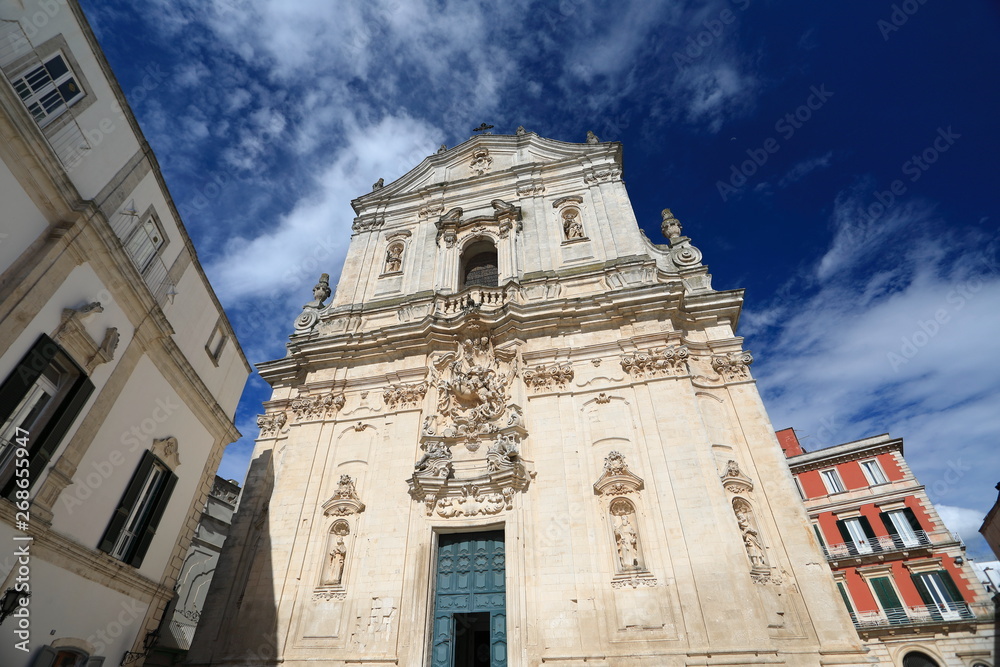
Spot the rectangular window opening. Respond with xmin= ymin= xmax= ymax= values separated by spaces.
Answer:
xmin=820 ymin=468 xmax=845 ymax=494
xmin=10 ymin=51 xmax=84 ymax=126
xmin=860 ymin=459 xmax=888 ymax=486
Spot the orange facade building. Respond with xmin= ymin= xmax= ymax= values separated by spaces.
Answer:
xmin=779 ymin=429 xmax=994 ymax=666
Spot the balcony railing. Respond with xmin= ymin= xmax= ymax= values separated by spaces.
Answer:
xmin=853 ymin=601 xmax=990 ymax=629
xmin=434 ymin=285 xmax=517 ymax=316
xmin=822 ymin=530 xmax=931 ymax=560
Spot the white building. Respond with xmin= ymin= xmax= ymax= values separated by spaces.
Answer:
xmin=0 ymin=1 xmax=249 ymax=665
xmin=190 ymin=130 xmax=874 ymax=666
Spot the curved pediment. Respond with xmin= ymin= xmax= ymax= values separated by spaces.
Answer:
xmin=351 ymin=132 xmax=622 ymax=214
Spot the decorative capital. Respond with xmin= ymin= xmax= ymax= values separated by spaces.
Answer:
xmin=257 ymin=412 xmax=287 ymax=438
xmin=290 ymin=392 xmax=346 ymax=422
xmin=522 ymin=362 xmax=574 ymax=391
xmin=620 ymin=345 xmax=689 ymax=378
xmin=383 ymin=381 xmax=428 ymax=408
xmin=711 ymin=351 xmax=754 ymax=382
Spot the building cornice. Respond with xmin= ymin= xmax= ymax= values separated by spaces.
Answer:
xmin=786 ymin=435 xmax=902 ymax=472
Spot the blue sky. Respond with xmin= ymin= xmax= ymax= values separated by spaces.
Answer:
xmin=79 ymin=1 xmax=1000 ymax=557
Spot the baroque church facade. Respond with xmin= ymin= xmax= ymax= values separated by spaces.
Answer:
xmin=189 ymin=131 xmax=873 ymax=666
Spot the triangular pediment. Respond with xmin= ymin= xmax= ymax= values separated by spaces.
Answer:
xmin=351 ymin=133 xmax=621 ymax=213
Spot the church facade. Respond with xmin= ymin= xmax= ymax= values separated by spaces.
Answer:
xmin=189 ymin=131 xmax=873 ymax=666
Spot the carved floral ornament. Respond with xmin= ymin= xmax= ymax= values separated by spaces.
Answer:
xmin=522 ymin=362 xmax=574 ymax=390
xmin=583 ymin=166 xmax=622 ymax=184
xmin=711 ymin=351 xmax=754 ymax=382
xmin=291 ymin=391 xmax=346 ymax=422
xmin=257 ymin=412 xmax=287 ymax=438
xmin=322 ymin=475 xmax=366 ymax=516
xmin=620 ymin=345 xmax=689 ymax=378
xmin=593 ymin=451 xmax=644 ymax=496
xmin=720 ymin=459 xmax=754 ymax=495
xmin=383 ymin=381 xmax=428 ymax=408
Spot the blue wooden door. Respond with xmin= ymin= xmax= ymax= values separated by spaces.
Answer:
xmin=431 ymin=531 xmax=506 ymax=667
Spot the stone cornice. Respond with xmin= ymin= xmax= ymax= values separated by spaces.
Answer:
xmin=351 ymin=133 xmax=622 ymax=215
xmin=260 ymin=280 xmax=742 ymax=382
xmin=786 ymin=435 xmax=902 ymax=472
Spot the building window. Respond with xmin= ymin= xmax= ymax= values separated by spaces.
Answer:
xmin=99 ymin=450 xmax=177 ymax=568
xmin=0 ymin=335 xmax=93 ymax=498
xmin=122 ymin=210 xmax=166 ymax=276
xmin=868 ymin=575 xmax=908 ymax=624
xmin=205 ymin=321 xmax=228 ymax=365
xmin=820 ymin=468 xmax=845 ymax=494
xmin=902 ymin=651 xmax=940 ymax=667
xmin=9 ymin=51 xmax=84 ymax=127
xmin=859 ymin=459 xmax=888 ymax=485
xmin=836 ymin=516 xmax=877 ymax=554
xmin=835 ymin=581 xmax=857 ymax=624
xmin=910 ymin=569 xmax=971 ymax=620
xmin=794 ymin=476 xmax=807 ymax=500
xmin=461 ymin=240 xmax=499 ymax=288
xmin=881 ymin=508 xmax=925 ymax=547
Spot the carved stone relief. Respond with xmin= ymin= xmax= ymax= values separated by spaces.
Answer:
xmin=257 ymin=412 xmax=286 ymax=438
xmin=383 ymin=241 xmax=404 ymax=274
xmin=151 ymin=436 xmax=180 ymax=470
xmin=711 ymin=351 xmax=754 ymax=382
xmin=583 ymin=166 xmax=622 ymax=184
xmin=522 ymin=362 xmax=574 ymax=391
xmin=611 ymin=498 xmax=643 ymax=572
xmin=469 ymin=147 xmax=493 ymax=175
xmin=406 ymin=328 xmax=532 ymax=517
xmin=322 ymin=474 xmax=366 ymax=516
xmin=52 ymin=302 xmax=119 ymax=372
xmin=620 ymin=345 xmax=689 ymax=378
xmin=291 ymin=392 xmax=346 ymax=422
xmin=720 ymin=459 xmax=754 ymax=495
xmin=382 ymin=381 xmax=427 ymax=408
xmin=593 ymin=451 xmax=644 ymax=496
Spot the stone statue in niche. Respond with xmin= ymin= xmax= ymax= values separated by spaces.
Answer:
xmin=610 ymin=497 xmax=643 ymax=571
xmin=305 ymin=273 xmax=331 ymax=309
xmin=385 ymin=242 xmax=404 ymax=273
xmin=562 ymin=208 xmax=585 ymax=240
xmin=734 ymin=498 xmax=768 ymax=571
xmin=324 ymin=522 xmax=350 ymax=585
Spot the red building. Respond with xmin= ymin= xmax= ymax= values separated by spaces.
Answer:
xmin=779 ymin=429 xmax=994 ymax=666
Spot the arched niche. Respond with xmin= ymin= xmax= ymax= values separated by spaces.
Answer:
xmin=609 ymin=497 xmax=645 ymax=573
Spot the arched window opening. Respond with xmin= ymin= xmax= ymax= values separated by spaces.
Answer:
xmin=461 ymin=240 xmax=498 ymax=288
xmin=902 ymin=651 xmax=940 ymax=667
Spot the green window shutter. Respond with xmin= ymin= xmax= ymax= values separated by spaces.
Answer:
xmin=18 ymin=374 xmax=93 ymax=494
xmin=871 ymin=576 xmax=907 ymax=624
xmin=129 ymin=468 xmax=177 ymax=568
xmin=99 ymin=451 xmax=155 ymax=554
xmin=936 ymin=569 xmax=964 ymax=603
xmin=910 ymin=572 xmax=935 ymax=605
xmin=836 ymin=582 xmax=856 ymax=623
xmin=812 ymin=524 xmax=825 ymax=547
xmin=0 ymin=335 xmax=58 ymax=425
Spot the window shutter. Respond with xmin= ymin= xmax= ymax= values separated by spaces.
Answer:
xmin=30 ymin=645 xmax=57 ymax=667
xmin=836 ymin=582 xmax=856 ymax=623
xmin=129 ymin=469 xmax=177 ymax=568
xmin=859 ymin=516 xmax=877 ymax=540
xmin=99 ymin=452 xmax=155 ymax=554
xmin=880 ymin=511 xmax=898 ymax=536
xmin=903 ymin=507 xmax=923 ymax=533
xmin=16 ymin=374 xmax=93 ymax=496
xmin=910 ymin=572 xmax=935 ymax=605
xmin=812 ymin=525 xmax=825 ymax=547
xmin=836 ymin=519 xmax=851 ymax=543
xmin=937 ymin=569 xmax=963 ymax=603
xmin=0 ymin=335 xmax=57 ymax=425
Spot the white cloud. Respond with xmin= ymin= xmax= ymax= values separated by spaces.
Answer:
xmin=937 ymin=505 xmax=988 ymax=553
xmin=778 ymin=151 xmax=833 ymax=187
xmin=205 ymin=113 xmax=444 ymax=304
